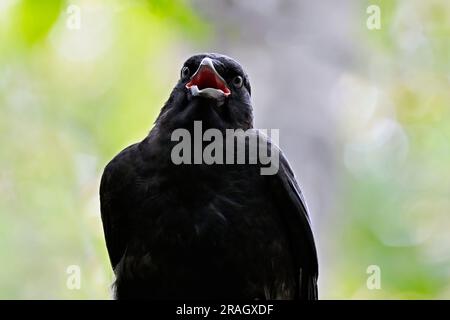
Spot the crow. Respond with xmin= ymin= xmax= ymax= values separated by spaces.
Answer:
xmin=100 ymin=53 xmax=318 ymax=300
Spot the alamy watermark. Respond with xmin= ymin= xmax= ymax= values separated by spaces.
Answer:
xmin=366 ymin=5 xmax=381 ymax=30
xmin=366 ymin=265 xmax=381 ymax=290
xmin=66 ymin=4 xmax=81 ymax=30
xmin=170 ymin=121 xmax=280 ymax=175
xmin=66 ymin=265 xmax=81 ymax=290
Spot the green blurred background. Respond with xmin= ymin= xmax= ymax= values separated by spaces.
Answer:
xmin=0 ymin=0 xmax=449 ymax=299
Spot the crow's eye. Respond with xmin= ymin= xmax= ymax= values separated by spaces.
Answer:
xmin=232 ymin=75 xmax=243 ymax=88
xmin=181 ymin=66 xmax=190 ymax=79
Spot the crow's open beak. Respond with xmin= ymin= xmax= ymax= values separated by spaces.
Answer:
xmin=186 ymin=57 xmax=231 ymax=101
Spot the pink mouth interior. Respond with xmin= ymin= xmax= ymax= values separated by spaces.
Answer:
xmin=186 ymin=66 xmax=231 ymax=96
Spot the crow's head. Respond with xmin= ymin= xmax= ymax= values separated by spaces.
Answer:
xmin=156 ymin=53 xmax=253 ymax=130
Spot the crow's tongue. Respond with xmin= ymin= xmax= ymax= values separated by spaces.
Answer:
xmin=186 ymin=66 xmax=231 ymax=95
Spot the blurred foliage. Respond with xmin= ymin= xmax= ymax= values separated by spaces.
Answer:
xmin=17 ymin=0 xmax=64 ymax=45
xmin=326 ymin=0 xmax=450 ymax=299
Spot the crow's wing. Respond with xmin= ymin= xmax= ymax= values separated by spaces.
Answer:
xmin=99 ymin=144 xmax=138 ymax=270
xmin=265 ymin=138 xmax=319 ymax=300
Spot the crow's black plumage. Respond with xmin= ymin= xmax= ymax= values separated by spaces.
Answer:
xmin=100 ymin=53 xmax=318 ymax=299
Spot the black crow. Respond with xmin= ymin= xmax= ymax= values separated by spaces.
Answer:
xmin=100 ymin=53 xmax=318 ymax=300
